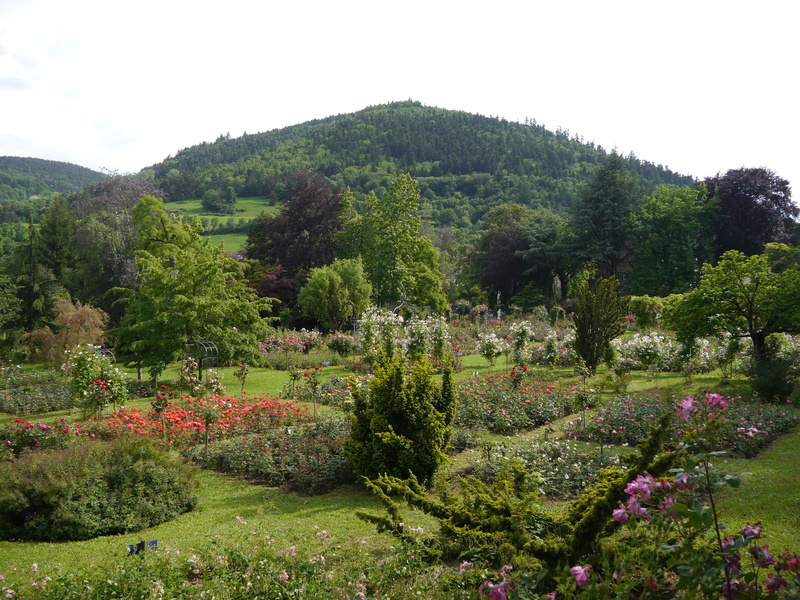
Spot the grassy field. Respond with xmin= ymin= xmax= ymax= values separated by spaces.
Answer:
xmin=162 ymin=196 xmax=281 ymax=252
xmin=164 ymin=196 xmax=277 ymax=220
xmin=205 ymin=232 xmax=248 ymax=251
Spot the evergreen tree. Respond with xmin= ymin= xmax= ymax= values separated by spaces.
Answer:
xmin=11 ymin=218 xmax=58 ymax=330
xmin=572 ymin=153 xmax=642 ymax=281
xmin=38 ymin=194 xmax=77 ymax=281
xmin=342 ymin=353 xmax=456 ymax=486
xmin=573 ymin=276 xmax=629 ymax=370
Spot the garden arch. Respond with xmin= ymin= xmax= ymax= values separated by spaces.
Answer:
xmin=183 ymin=340 xmax=219 ymax=380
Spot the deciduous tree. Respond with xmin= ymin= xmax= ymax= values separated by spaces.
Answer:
xmin=297 ymin=258 xmax=371 ymax=332
xmin=626 ymin=185 xmax=716 ymax=296
xmin=664 ymin=249 xmax=800 ymax=399
xmin=705 ymin=167 xmax=797 ymax=258
xmin=339 ymin=174 xmax=447 ymax=312
xmin=246 ymin=171 xmax=346 ymax=277
xmin=111 ymin=198 xmax=272 ymax=374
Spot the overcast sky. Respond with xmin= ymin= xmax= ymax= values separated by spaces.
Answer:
xmin=2 ymin=0 xmax=798 ymax=194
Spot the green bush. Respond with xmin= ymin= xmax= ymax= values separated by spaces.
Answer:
xmin=0 ymin=436 xmax=198 ymax=541
xmin=342 ymin=352 xmax=457 ymax=486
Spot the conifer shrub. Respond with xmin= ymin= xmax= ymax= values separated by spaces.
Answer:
xmin=342 ymin=352 xmax=456 ymax=486
xmin=0 ymin=436 xmax=198 ymax=541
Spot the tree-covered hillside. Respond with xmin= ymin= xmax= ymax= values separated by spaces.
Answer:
xmin=149 ymin=101 xmax=694 ymax=229
xmin=0 ymin=157 xmax=104 ymax=202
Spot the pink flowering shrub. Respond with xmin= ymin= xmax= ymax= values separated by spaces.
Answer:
xmin=569 ymin=392 xmax=798 ymax=457
xmin=456 ymin=374 xmax=577 ymax=434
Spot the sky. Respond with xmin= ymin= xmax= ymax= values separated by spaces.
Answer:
xmin=1 ymin=0 xmax=798 ymax=193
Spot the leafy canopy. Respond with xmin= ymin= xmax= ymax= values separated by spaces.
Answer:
xmin=111 ymin=197 xmax=272 ymax=372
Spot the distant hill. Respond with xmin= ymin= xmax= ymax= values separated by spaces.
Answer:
xmin=0 ymin=156 xmax=105 ymax=202
xmin=148 ymin=101 xmax=695 ymax=230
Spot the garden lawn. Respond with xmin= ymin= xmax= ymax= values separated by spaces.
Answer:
xmin=0 ymin=469 xmax=407 ymax=584
xmin=716 ymin=423 xmax=800 ymax=554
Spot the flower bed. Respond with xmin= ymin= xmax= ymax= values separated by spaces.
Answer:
xmin=568 ymin=392 xmax=799 ymax=457
xmin=456 ymin=373 xmax=578 ymax=434
xmin=82 ymin=394 xmax=310 ymax=443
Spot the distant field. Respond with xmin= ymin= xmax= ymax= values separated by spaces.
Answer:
xmin=165 ymin=196 xmax=278 ymax=219
xmin=206 ymin=232 xmax=248 ymax=251
xmin=164 ymin=197 xmax=280 ymax=252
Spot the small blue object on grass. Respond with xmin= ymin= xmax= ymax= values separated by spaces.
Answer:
xmin=127 ymin=540 xmax=158 ymax=555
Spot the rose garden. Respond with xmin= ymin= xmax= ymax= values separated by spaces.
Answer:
xmin=1 ymin=305 xmax=799 ymax=600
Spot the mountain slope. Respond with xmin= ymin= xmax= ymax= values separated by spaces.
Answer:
xmin=148 ymin=101 xmax=695 ymax=229
xmin=0 ymin=156 xmax=104 ymax=201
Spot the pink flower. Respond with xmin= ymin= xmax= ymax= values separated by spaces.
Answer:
xmin=750 ymin=544 xmax=775 ymax=567
xmin=570 ymin=565 xmax=591 ymax=587
xmin=626 ymin=496 xmax=649 ymax=519
xmin=612 ymin=506 xmax=629 ymax=523
xmin=677 ymin=397 xmax=695 ymax=420
xmin=479 ymin=581 xmax=507 ymax=600
xmin=625 ymin=474 xmax=655 ymax=499
xmin=741 ymin=524 xmax=763 ymax=539
xmin=705 ymin=393 xmax=729 ymax=409
xmin=766 ymin=573 xmax=788 ymax=594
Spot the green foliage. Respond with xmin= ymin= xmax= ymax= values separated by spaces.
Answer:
xmin=627 ymin=294 xmax=665 ymax=329
xmin=342 ymin=352 xmax=456 ymax=485
xmin=572 ymin=153 xmax=642 ymax=280
xmin=572 ymin=276 xmax=629 ymax=370
xmin=626 ymin=185 xmax=717 ymax=295
xmin=665 ymin=249 xmax=800 ymax=400
xmin=62 ymin=344 xmax=129 ymax=418
xmin=0 ymin=436 xmax=198 ymax=541
xmin=358 ymin=461 xmax=565 ymax=569
xmin=201 ymin=187 xmax=237 ymax=214
xmin=151 ymin=102 xmax=693 ymax=230
xmin=340 ymin=174 xmax=447 ymax=312
xmin=0 ymin=157 xmax=103 ymax=202
xmin=112 ymin=196 xmax=272 ymax=371
xmin=298 ymin=258 xmax=372 ymax=331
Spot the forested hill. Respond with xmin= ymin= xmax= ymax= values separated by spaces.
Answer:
xmin=0 ymin=156 xmax=104 ymax=202
xmin=148 ymin=101 xmax=694 ymax=228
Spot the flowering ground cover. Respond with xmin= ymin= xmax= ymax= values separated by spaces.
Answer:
xmin=83 ymin=393 xmax=310 ymax=443
xmin=187 ymin=417 xmax=353 ymax=494
xmin=568 ymin=392 xmax=799 ymax=457
xmin=456 ymin=372 xmax=579 ymax=434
